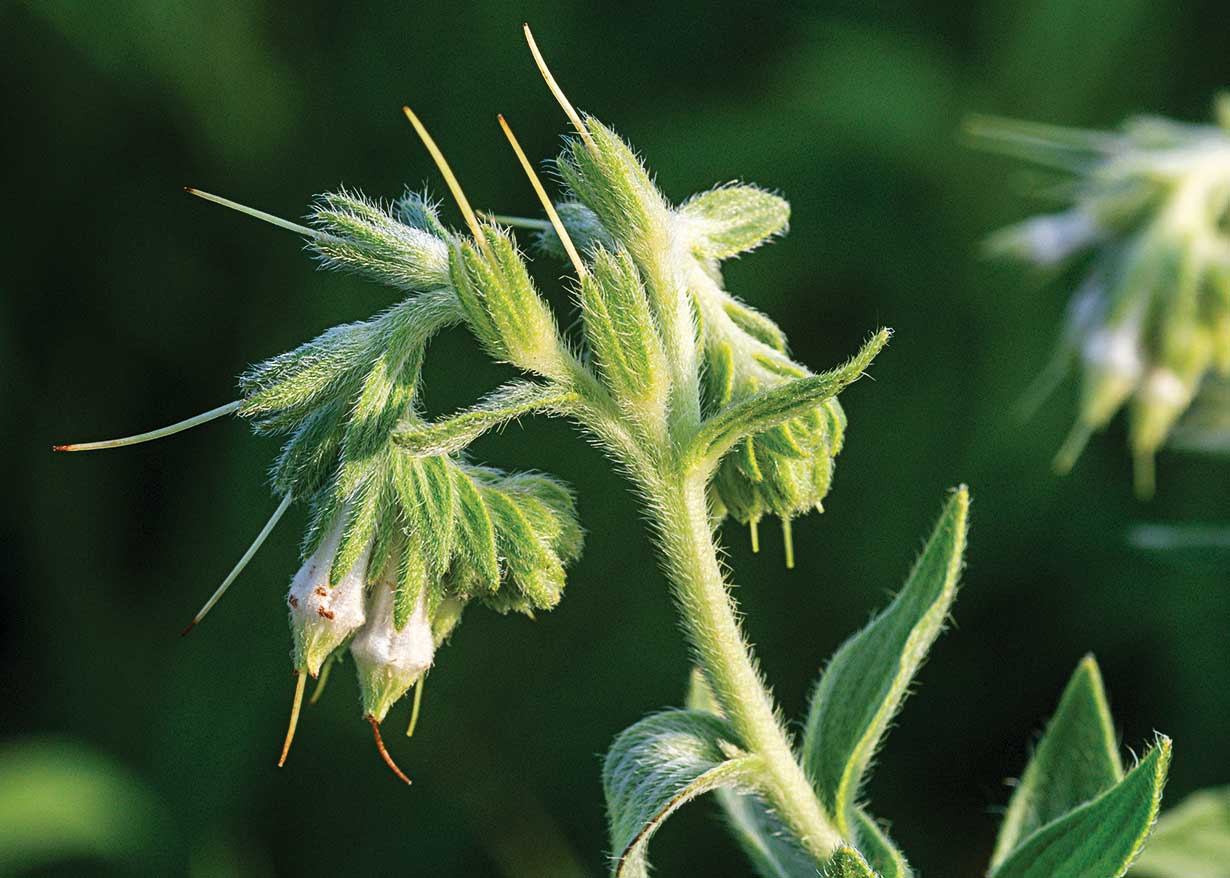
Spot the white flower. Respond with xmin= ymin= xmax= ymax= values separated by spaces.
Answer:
xmin=351 ymin=576 xmax=435 ymax=723
xmin=287 ymin=513 xmax=371 ymax=676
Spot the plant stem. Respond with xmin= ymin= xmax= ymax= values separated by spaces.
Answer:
xmin=651 ymin=469 xmax=844 ymax=862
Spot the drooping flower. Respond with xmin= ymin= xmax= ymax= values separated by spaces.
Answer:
xmin=970 ymin=95 xmax=1230 ymax=495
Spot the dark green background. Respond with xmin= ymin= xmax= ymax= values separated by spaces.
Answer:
xmin=4 ymin=2 xmax=1227 ymax=876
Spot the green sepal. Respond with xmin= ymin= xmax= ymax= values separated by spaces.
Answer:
xmin=990 ymin=739 xmax=1172 ymax=878
xmin=308 ymin=188 xmax=450 ymax=293
xmin=451 ymin=466 xmax=500 ymax=590
xmin=238 ymin=319 xmax=378 ymax=432
xmin=394 ymin=538 xmax=428 ymax=631
xmin=991 ymin=656 xmax=1124 ymax=870
xmin=723 ymin=299 xmax=788 ymax=353
xmin=483 ymin=485 xmax=566 ymax=610
xmin=802 ymin=487 xmax=969 ymax=835
xmin=393 ymin=381 xmax=576 ymax=457
xmin=581 ymin=246 xmax=669 ymax=405
xmin=681 ymin=185 xmax=790 ymax=261
xmin=329 ymin=471 xmax=383 ymax=586
xmin=695 ymin=329 xmax=889 ymax=465
xmin=394 ymin=454 xmax=456 ymax=579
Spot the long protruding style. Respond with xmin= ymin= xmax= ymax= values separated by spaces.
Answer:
xmin=401 ymin=106 xmax=488 ymax=250
xmin=497 ymin=114 xmax=587 ymax=280
xmin=184 ymin=188 xmax=320 ymax=238
xmin=53 ymin=400 xmax=241 ymax=452
xmin=370 ymin=717 xmax=413 ymax=785
xmin=406 ymin=675 xmax=425 ymax=738
xmin=278 ymin=672 xmax=308 ymax=768
xmin=181 ymin=492 xmax=293 ymax=636
xmin=522 ymin=24 xmax=594 ymax=151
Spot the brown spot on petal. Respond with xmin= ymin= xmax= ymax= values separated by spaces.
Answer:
xmin=317 ymin=607 xmax=335 ymax=620
xmin=288 ymin=596 xmax=299 ymax=608
xmin=314 ymin=586 xmax=328 ymax=597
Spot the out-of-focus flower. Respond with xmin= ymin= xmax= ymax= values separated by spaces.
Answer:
xmin=970 ymin=95 xmax=1230 ymax=495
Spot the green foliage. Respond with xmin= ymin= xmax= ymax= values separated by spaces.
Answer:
xmin=990 ymin=739 xmax=1171 ymax=878
xmin=1130 ymin=786 xmax=1230 ymax=878
xmin=991 ymin=657 xmax=1124 ymax=869
xmin=602 ymin=710 xmax=761 ymax=878
xmin=802 ymin=487 xmax=969 ymax=835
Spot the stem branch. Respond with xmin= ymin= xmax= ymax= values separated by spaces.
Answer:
xmin=650 ymin=469 xmax=843 ymax=862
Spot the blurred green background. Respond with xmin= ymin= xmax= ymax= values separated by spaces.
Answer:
xmin=4 ymin=1 xmax=1227 ymax=876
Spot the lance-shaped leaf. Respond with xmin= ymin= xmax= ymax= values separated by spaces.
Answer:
xmin=1129 ymin=786 xmax=1230 ymax=878
xmin=681 ymin=185 xmax=790 ymax=261
xmin=802 ymin=487 xmax=969 ymax=836
xmin=991 ymin=656 xmax=1124 ymax=870
xmin=393 ymin=381 xmax=576 ymax=456
xmin=990 ymin=738 xmax=1171 ymax=878
xmin=603 ymin=709 xmax=762 ymax=878
xmin=694 ymin=329 xmax=889 ymax=466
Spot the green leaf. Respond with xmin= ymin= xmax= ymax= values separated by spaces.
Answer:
xmin=853 ymin=809 xmax=911 ymax=878
xmin=603 ymin=709 xmax=761 ymax=878
xmin=681 ymin=185 xmax=791 ymax=260
xmin=695 ymin=329 xmax=889 ymax=465
xmin=685 ymin=668 xmax=816 ymax=878
xmin=802 ymin=487 xmax=969 ymax=836
xmin=1129 ymin=786 xmax=1230 ymax=878
xmin=992 ymin=656 xmax=1124 ymax=870
xmin=990 ymin=739 xmax=1172 ymax=878
xmin=393 ymin=381 xmax=576 ymax=457
xmin=395 ymin=538 xmax=428 ymax=631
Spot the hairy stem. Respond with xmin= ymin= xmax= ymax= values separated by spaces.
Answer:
xmin=649 ymin=468 xmax=844 ymax=862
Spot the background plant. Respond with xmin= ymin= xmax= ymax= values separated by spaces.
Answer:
xmin=7 ymin=3 xmax=1230 ymax=876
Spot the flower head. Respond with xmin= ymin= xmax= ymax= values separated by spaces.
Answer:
xmin=970 ymin=95 xmax=1230 ymax=495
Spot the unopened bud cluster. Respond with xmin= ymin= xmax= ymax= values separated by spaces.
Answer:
xmin=974 ymin=96 xmax=1230 ymax=494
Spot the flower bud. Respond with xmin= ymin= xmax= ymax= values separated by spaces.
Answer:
xmin=287 ymin=512 xmax=371 ymax=676
xmin=351 ymin=572 xmax=435 ymax=724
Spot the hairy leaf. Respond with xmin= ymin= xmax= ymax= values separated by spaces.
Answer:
xmin=696 ymin=329 xmax=889 ymax=464
xmin=682 ymin=185 xmax=790 ymax=260
xmin=802 ymin=487 xmax=969 ymax=835
xmin=1129 ymin=786 xmax=1230 ymax=878
xmin=394 ymin=381 xmax=576 ymax=456
xmin=686 ymin=668 xmax=817 ymax=878
xmin=992 ymin=656 xmax=1124 ymax=870
xmin=604 ymin=710 xmax=760 ymax=878
xmin=990 ymin=739 xmax=1171 ymax=878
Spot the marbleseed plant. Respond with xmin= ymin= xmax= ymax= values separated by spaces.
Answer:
xmin=57 ymin=25 xmax=1224 ymax=878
